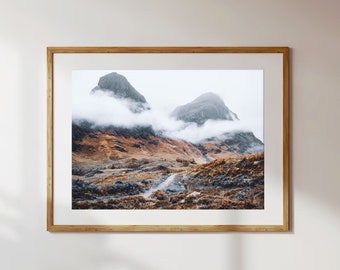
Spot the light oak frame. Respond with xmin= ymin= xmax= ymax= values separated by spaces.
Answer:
xmin=47 ymin=47 xmax=290 ymax=232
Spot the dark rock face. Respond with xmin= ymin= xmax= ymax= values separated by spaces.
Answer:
xmin=101 ymin=125 xmax=156 ymax=139
xmin=72 ymin=179 xmax=147 ymax=200
xmin=221 ymin=131 xmax=263 ymax=154
xmin=84 ymin=169 xmax=104 ymax=178
xmin=72 ymin=180 xmax=100 ymax=199
xmin=72 ymin=120 xmax=156 ymax=140
xmin=104 ymin=182 xmax=145 ymax=197
xmin=171 ymin=92 xmax=239 ymax=125
xmin=91 ymin=72 xmax=150 ymax=113
xmin=72 ymin=122 xmax=91 ymax=151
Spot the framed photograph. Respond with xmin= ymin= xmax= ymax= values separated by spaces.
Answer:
xmin=47 ymin=47 xmax=289 ymax=232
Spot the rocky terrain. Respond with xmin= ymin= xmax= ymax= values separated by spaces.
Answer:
xmin=72 ymin=123 xmax=264 ymax=209
xmin=72 ymin=151 xmax=264 ymax=210
xmin=72 ymin=71 xmax=264 ymax=210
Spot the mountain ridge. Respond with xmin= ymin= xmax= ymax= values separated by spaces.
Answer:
xmin=171 ymin=92 xmax=239 ymax=126
xmin=72 ymin=122 xmax=263 ymax=165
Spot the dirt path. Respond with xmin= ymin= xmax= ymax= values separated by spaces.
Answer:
xmin=142 ymin=174 xmax=177 ymax=198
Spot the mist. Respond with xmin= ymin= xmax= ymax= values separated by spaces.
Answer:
xmin=72 ymin=90 xmax=262 ymax=144
xmin=72 ymin=70 xmax=264 ymax=143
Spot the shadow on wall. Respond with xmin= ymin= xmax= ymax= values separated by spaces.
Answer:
xmin=0 ymin=190 xmax=158 ymax=270
xmin=0 ymin=39 xmax=157 ymax=270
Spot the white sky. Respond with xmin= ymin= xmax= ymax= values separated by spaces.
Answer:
xmin=72 ymin=70 xmax=263 ymax=142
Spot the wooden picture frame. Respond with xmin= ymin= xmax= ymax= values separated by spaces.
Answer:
xmin=47 ymin=47 xmax=289 ymax=232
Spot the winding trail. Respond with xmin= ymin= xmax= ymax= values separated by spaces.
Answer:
xmin=142 ymin=174 xmax=177 ymax=198
xmin=79 ymin=173 xmax=179 ymax=203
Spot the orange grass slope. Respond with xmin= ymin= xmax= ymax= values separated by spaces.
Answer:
xmin=190 ymin=152 xmax=264 ymax=179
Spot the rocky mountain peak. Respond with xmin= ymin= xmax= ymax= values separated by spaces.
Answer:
xmin=91 ymin=72 xmax=150 ymax=113
xmin=171 ymin=92 xmax=239 ymax=125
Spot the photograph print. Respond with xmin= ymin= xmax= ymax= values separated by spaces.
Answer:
xmin=71 ymin=70 xmax=264 ymax=210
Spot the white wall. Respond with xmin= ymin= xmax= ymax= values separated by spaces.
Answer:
xmin=1 ymin=0 xmax=339 ymax=269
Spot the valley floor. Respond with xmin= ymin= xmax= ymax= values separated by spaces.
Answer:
xmin=72 ymin=152 xmax=264 ymax=210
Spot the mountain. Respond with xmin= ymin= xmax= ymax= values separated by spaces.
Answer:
xmin=91 ymin=72 xmax=150 ymax=113
xmin=218 ymin=131 xmax=264 ymax=155
xmin=72 ymin=122 xmax=263 ymax=166
xmin=171 ymin=92 xmax=239 ymax=125
xmin=72 ymin=123 xmax=205 ymax=165
xmin=72 ymin=87 xmax=264 ymax=210
xmin=196 ymin=131 xmax=263 ymax=161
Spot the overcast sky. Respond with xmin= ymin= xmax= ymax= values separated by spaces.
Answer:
xmin=72 ymin=70 xmax=263 ymax=142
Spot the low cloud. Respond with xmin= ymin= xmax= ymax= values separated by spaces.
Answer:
xmin=73 ymin=91 xmax=262 ymax=144
xmin=73 ymin=90 xmax=183 ymax=130
xmin=164 ymin=120 xmax=256 ymax=144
